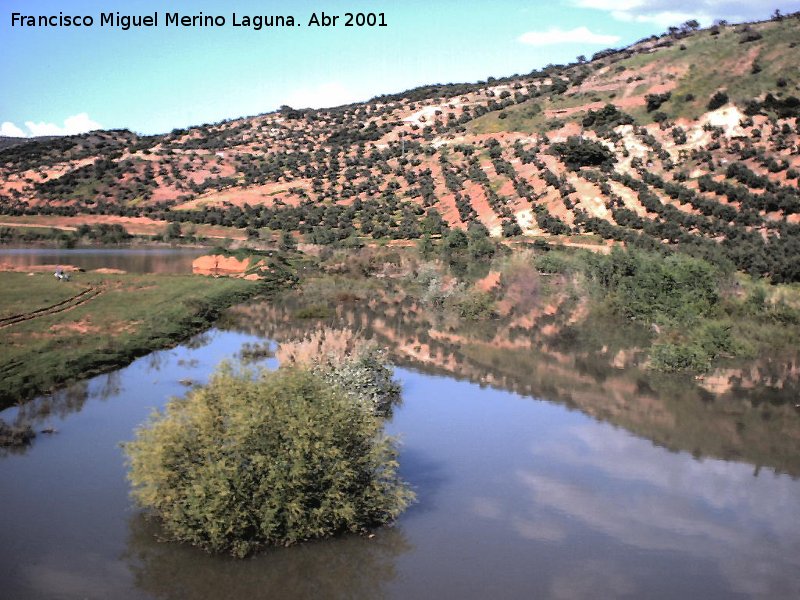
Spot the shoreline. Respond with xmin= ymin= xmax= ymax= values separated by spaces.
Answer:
xmin=0 ymin=271 xmax=271 ymax=409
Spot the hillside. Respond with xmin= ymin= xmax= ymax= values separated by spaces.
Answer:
xmin=1 ymin=14 xmax=799 ymax=281
xmin=0 ymin=136 xmax=57 ymax=151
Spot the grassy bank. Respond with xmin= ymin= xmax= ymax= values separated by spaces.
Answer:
xmin=290 ymin=241 xmax=800 ymax=374
xmin=0 ymin=271 xmax=264 ymax=408
xmin=579 ymin=247 xmax=800 ymax=371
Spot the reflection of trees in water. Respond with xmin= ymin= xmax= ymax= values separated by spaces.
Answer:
xmin=1 ymin=382 xmax=91 ymax=456
xmin=223 ymin=289 xmax=800 ymax=476
xmin=225 ymin=291 xmax=800 ymax=401
xmin=145 ymin=350 xmax=169 ymax=372
xmin=0 ymin=417 xmax=34 ymax=456
xmin=124 ymin=513 xmax=412 ymax=600
xmin=224 ymin=290 xmax=643 ymax=399
xmin=184 ymin=332 xmax=213 ymax=350
xmin=2 ymin=372 xmax=124 ymax=454
xmin=15 ymin=381 xmax=90 ymax=424
xmin=94 ymin=371 xmax=122 ymax=402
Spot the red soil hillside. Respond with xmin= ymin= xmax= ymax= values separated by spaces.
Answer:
xmin=1 ymin=14 xmax=799 ymax=279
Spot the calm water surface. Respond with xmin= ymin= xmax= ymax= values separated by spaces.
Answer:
xmin=0 ymin=247 xmax=205 ymax=273
xmin=1 ymin=291 xmax=799 ymax=599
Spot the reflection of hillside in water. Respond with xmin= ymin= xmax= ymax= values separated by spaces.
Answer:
xmin=224 ymin=286 xmax=800 ymax=477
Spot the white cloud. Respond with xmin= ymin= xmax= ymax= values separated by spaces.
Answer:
xmin=25 ymin=113 xmax=102 ymax=136
xmin=574 ymin=0 xmax=800 ymax=27
xmin=0 ymin=121 xmax=27 ymax=137
xmin=577 ymin=0 xmax=649 ymax=10
xmin=611 ymin=9 xmax=710 ymax=26
xmin=511 ymin=422 xmax=800 ymax=597
xmin=518 ymin=26 xmax=621 ymax=47
xmin=283 ymin=82 xmax=360 ymax=109
xmin=0 ymin=113 xmax=102 ymax=138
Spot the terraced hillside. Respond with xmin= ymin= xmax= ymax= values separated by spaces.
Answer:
xmin=1 ymin=14 xmax=799 ymax=280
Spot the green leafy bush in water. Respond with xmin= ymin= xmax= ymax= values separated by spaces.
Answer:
xmin=312 ymin=349 xmax=401 ymax=417
xmin=275 ymin=328 xmax=402 ymax=417
xmin=124 ymin=364 xmax=414 ymax=557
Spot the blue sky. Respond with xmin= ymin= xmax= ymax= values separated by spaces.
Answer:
xmin=2 ymin=0 xmax=799 ymax=136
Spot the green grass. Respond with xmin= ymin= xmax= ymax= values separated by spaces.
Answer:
xmin=666 ymin=21 xmax=800 ymax=114
xmin=471 ymin=18 xmax=800 ymax=134
xmin=0 ymin=271 xmax=263 ymax=407
xmin=583 ymin=246 xmax=800 ymax=371
xmin=469 ymin=99 xmax=549 ymax=134
xmin=0 ymin=272 xmax=87 ymax=319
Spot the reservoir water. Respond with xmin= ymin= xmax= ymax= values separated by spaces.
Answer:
xmin=1 ymin=276 xmax=799 ymax=599
xmin=0 ymin=247 xmax=205 ymax=274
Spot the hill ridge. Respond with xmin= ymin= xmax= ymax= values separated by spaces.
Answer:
xmin=1 ymin=12 xmax=799 ymax=281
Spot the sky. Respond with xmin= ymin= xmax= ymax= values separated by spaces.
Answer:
xmin=2 ymin=0 xmax=799 ymax=136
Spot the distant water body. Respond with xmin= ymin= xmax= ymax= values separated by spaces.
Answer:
xmin=0 ymin=247 xmax=206 ymax=274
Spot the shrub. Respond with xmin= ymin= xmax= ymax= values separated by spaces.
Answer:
xmin=276 ymin=328 xmax=401 ymax=417
xmin=707 ymin=91 xmax=729 ymax=111
xmin=279 ymin=231 xmax=297 ymax=252
xmin=550 ymin=136 xmax=615 ymax=170
xmin=650 ymin=342 xmax=709 ymax=372
xmin=316 ymin=349 xmax=401 ymax=416
xmin=443 ymin=228 xmax=468 ymax=250
xmin=456 ymin=290 xmax=496 ymax=320
xmin=581 ymin=103 xmax=634 ymax=130
xmin=671 ymin=126 xmax=687 ymax=144
xmin=124 ymin=364 xmax=413 ymax=557
xmin=502 ymin=219 xmax=522 ymax=238
xmin=649 ymin=321 xmax=736 ymax=372
xmin=586 ymin=248 xmax=719 ymax=325
xmin=467 ymin=223 xmax=496 ymax=260
xmin=645 ymin=92 xmax=671 ymax=112
xmin=696 ymin=321 xmax=735 ymax=358
xmin=738 ymin=30 xmax=762 ymax=44
xmin=534 ymin=252 xmax=573 ymax=274
xmin=417 ymin=234 xmax=435 ymax=258
xmin=422 ymin=277 xmax=464 ymax=308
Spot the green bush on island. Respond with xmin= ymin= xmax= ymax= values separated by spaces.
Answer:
xmin=312 ymin=349 xmax=401 ymax=417
xmin=275 ymin=328 xmax=402 ymax=418
xmin=124 ymin=362 xmax=413 ymax=558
